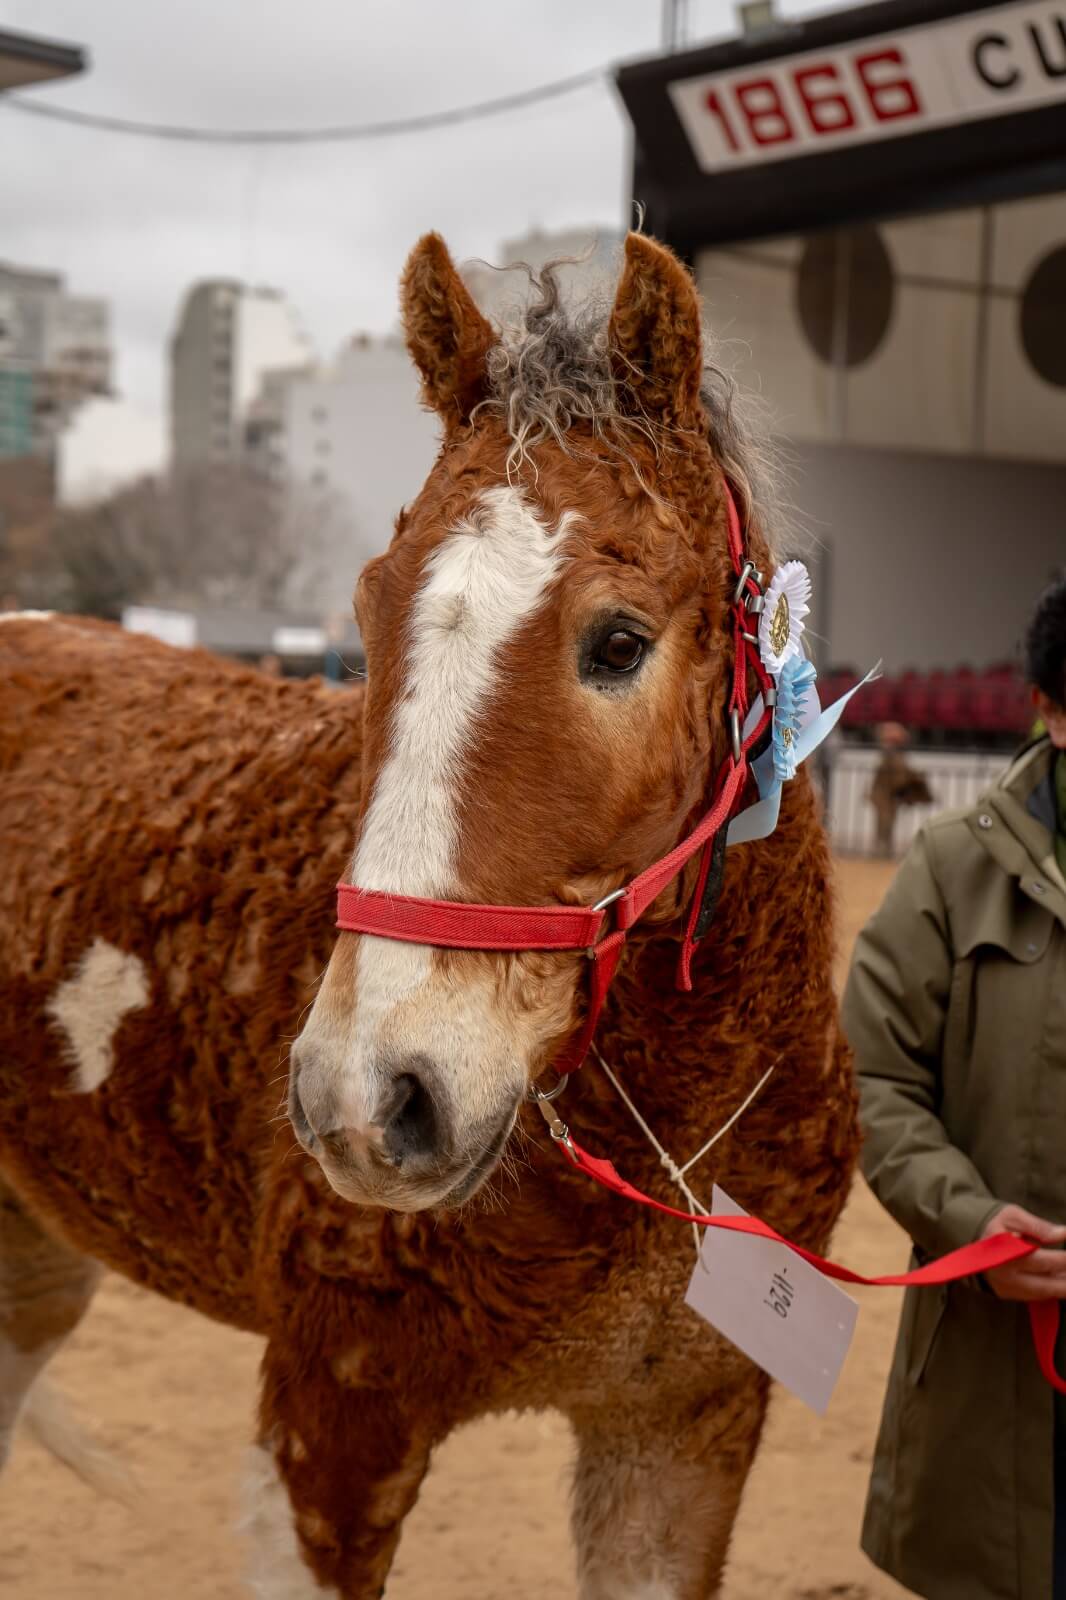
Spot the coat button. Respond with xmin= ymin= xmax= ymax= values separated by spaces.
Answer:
xmin=1027 ymin=942 xmax=1039 ymax=955
xmin=978 ymin=814 xmax=993 ymax=829
xmin=1031 ymin=882 xmax=1048 ymax=896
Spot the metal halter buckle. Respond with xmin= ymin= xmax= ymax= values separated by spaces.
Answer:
xmin=731 ymin=560 xmax=756 ymax=606
xmin=587 ymin=887 xmax=625 ymax=959
xmin=729 ymin=707 xmax=743 ymax=765
xmin=732 ymin=562 xmax=765 ymax=609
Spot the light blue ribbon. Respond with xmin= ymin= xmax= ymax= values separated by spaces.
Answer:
xmin=726 ymin=664 xmax=881 ymax=847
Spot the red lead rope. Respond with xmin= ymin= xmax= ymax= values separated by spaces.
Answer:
xmin=552 ymin=1132 xmax=1066 ymax=1394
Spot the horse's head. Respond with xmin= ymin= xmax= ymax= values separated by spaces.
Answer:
xmin=289 ymin=230 xmax=773 ymax=1210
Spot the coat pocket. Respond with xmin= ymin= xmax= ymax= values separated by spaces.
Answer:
xmin=904 ymin=1281 xmax=948 ymax=1388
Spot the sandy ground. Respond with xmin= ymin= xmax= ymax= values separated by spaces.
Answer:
xmin=1 ymin=858 xmax=915 ymax=1600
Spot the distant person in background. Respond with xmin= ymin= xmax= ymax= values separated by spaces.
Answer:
xmin=869 ymin=721 xmax=933 ymax=856
xmin=843 ymin=576 xmax=1066 ymax=1599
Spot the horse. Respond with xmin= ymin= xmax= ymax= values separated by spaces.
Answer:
xmin=0 ymin=231 xmax=859 ymax=1598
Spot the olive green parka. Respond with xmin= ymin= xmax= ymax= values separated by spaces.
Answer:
xmin=843 ymin=737 xmax=1066 ymax=1600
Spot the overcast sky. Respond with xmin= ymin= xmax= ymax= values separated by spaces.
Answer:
xmin=2 ymin=0 xmax=858 ymax=434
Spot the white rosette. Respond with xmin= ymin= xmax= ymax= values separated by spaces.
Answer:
xmin=758 ymin=560 xmax=811 ymax=676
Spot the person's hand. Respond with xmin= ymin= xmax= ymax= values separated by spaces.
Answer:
xmin=982 ymin=1205 xmax=1066 ymax=1300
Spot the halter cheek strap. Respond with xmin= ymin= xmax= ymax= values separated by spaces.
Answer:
xmin=335 ymin=482 xmax=770 ymax=1076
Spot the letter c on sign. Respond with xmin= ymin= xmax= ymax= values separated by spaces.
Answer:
xmin=973 ymin=32 xmax=1020 ymax=90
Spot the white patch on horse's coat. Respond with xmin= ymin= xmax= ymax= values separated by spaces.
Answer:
xmin=241 ymin=1444 xmax=335 ymax=1598
xmin=46 ymin=939 xmax=149 ymax=1092
xmin=346 ymin=486 xmax=573 ymax=1067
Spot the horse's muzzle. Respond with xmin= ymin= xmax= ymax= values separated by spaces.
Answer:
xmin=287 ymin=1049 xmax=516 ymax=1211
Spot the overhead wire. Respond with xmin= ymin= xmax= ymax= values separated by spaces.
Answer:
xmin=1 ymin=65 xmax=608 ymax=145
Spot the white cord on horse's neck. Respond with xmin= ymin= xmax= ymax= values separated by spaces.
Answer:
xmin=590 ymin=1045 xmax=777 ymax=1260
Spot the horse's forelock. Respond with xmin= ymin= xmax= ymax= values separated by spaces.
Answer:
xmin=474 ymin=255 xmax=786 ymax=557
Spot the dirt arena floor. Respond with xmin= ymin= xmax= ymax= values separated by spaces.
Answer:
xmin=1 ymin=858 xmax=916 ymax=1599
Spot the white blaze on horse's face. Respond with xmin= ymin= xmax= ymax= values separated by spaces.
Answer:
xmin=290 ymin=487 xmax=578 ymax=1210
xmin=290 ymin=227 xmax=722 ymax=1213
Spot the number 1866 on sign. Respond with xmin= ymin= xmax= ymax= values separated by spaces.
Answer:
xmin=704 ymin=47 xmax=921 ymax=156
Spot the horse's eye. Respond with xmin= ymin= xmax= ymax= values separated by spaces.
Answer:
xmin=593 ymin=630 xmax=645 ymax=674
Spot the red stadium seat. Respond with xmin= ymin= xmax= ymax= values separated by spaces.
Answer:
xmin=929 ymin=671 xmax=973 ymax=734
xmin=896 ymin=674 xmax=934 ymax=734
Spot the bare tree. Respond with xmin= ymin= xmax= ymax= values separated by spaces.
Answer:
xmin=17 ymin=465 xmax=349 ymax=619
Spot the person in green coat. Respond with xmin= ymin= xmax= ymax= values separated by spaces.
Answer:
xmin=843 ymin=575 xmax=1066 ymax=1600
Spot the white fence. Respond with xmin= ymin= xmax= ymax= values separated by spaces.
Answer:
xmin=825 ymin=746 xmax=1008 ymax=857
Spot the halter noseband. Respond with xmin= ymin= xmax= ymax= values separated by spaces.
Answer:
xmin=335 ymin=483 xmax=771 ymax=1078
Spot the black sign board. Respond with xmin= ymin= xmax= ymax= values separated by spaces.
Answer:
xmin=615 ymin=0 xmax=1066 ymax=254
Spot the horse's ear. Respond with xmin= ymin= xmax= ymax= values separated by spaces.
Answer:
xmin=400 ymin=233 xmax=496 ymax=425
xmin=608 ymin=233 xmax=705 ymax=430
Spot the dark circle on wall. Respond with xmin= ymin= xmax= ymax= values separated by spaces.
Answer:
xmin=1020 ymin=246 xmax=1066 ymax=389
xmin=796 ymin=227 xmax=894 ymax=368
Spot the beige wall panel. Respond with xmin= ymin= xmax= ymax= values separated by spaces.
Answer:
xmin=794 ymin=443 xmax=1066 ymax=673
xmin=844 ymin=285 xmax=978 ymax=455
xmin=990 ymin=194 xmax=1066 ymax=289
xmin=697 ymin=247 xmax=834 ymax=442
xmin=881 ymin=209 xmax=983 ymax=284
xmin=983 ymin=298 xmax=1066 ymax=465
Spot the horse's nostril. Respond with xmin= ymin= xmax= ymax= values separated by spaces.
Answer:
xmin=288 ymin=1069 xmax=316 ymax=1146
xmin=379 ymin=1070 xmax=438 ymax=1167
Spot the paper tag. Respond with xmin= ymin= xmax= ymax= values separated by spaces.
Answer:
xmin=685 ymin=1186 xmax=858 ymax=1416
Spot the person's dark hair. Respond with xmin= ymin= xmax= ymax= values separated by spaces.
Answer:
xmin=1025 ymin=575 xmax=1066 ymax=706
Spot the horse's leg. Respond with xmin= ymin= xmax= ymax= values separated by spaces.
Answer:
xmin=569 ymin=1364 xmax=770 ymax=1600
xmin=0 ymin=1174 xmax=101 ymax=1472
xmin=243 ymin=1342 xmax=435 ymax=1599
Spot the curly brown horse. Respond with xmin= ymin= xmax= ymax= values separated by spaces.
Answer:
xmin=0 ymin=232 xmax=858 ymax=1597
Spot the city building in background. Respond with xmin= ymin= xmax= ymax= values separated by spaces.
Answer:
xmin=168 ymin=281 xmax=315 ymax=469
xmin=0 ymin=262 xmax=111 ymax=463
xmin=0 ymin=24 xmax=86 ymax=591
xmin=278 ymin=334 xmax=438 ymax=560
xmin=255 ymin=226 xmax=620 ymax=581
xmin=462 ymin=226 xmax=624 ymax=324
xmin=57 ymin=395 xmax=166 ymax=506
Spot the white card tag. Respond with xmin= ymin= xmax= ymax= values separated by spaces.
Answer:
xmin=685 ymin=1185 xmax=858 ymax=1416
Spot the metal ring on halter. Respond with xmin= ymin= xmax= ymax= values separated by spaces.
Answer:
xmin=730 ymin=708 xmax=742 ymax=764
xmin=528 ymin=1073 xmax=569 ymax=1103
xmin=731 ymin=561 xmax=756 ymax=605
xmin=587 ymin=886 xmax=626 ymax=958
xmin=764 ymin=684 xmax=778 ymax=708
xmin=527 ymin=1076 xmax=575 ymax=1151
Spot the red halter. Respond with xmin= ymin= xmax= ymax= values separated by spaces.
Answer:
xmin=335 ymin=483 xmax=772 ymax=1077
